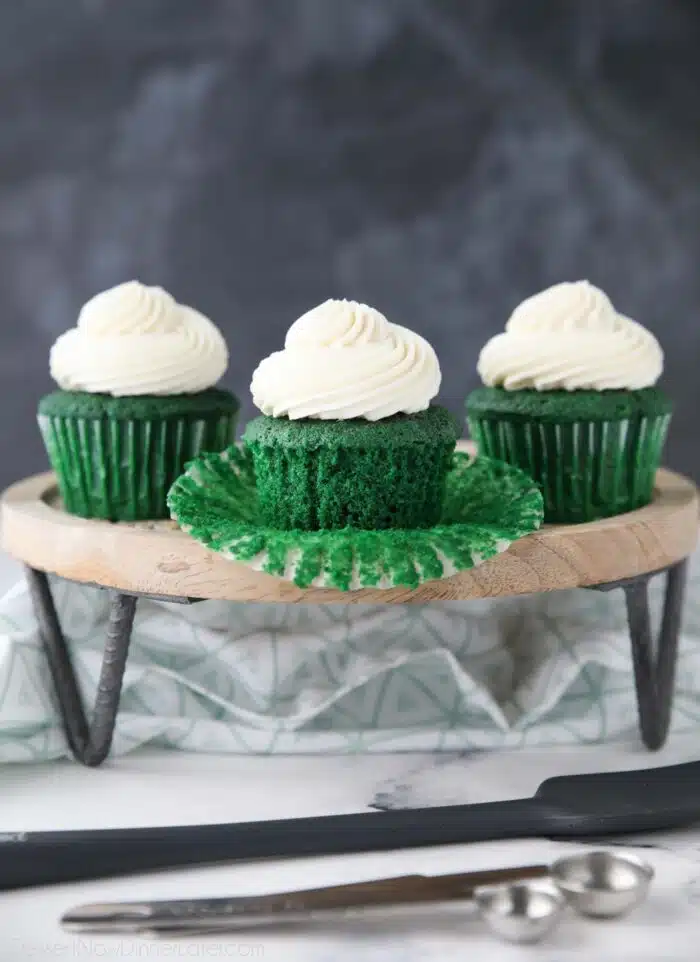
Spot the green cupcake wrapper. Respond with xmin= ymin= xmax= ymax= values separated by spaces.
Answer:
xmin=168 ymin=447 xmax=544 ymax=591
xmin=39 ymin=412 xmax=237 ymax=521
xmin=467 ymin=412 xmax=672 ymax=523
xmin=247 ymin=442 xmax=457 ymax=531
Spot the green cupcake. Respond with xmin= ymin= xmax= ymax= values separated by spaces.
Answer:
xmin=40 ymin=281 xmax=239 ymax=522
xmin=466 ymin=281 xmax=671 ymax=524
xmin=244 ymin=407 xmax=460 ymax=530
xmin=245 ymin=298 xmax=459 ymax=530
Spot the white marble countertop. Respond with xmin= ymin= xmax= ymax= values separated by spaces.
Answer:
xmin=3 ymin=741 xmax=700 ymax=960
xmin=1 ymin=555 xmax=700 ymax=958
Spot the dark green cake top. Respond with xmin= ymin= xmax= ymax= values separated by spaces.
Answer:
xmin=466 ymin=387 xmax=672 ymax=423
xmin=243 ymin=405 xmax=461 ymax=449
xmin=38 ymin=388 xmax=240 ymax=421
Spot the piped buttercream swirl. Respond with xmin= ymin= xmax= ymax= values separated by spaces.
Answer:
xmin=477 ymin=281 xmax=663 ymax=391
xmin=250 ymin=299 xmax=441 ymax=420
xmin=50 ymin=281 xmax=228 ymax=396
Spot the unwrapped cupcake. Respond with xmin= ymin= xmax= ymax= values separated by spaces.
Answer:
xmin=39 ymin=281 xmax=239 ymax=521
xmin=466 ymin=281 xmax=672 ymax=524
xmin=244 ymin=298 xmax=461 ymax=530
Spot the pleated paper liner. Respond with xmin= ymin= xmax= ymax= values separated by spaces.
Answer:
xmin=38 ymin=413 xmax=236 ymax=521
xmin=167 ymin=447 xmax=544 ymax=591
xmin=468 ymin=413 xmax=671 ymax=524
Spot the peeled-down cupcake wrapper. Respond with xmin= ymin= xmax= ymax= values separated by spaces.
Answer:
xmin=167 ymin=447 xmax=544 ymax=591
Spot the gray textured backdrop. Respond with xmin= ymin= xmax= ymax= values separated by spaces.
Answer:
xmin=2 ymin=0 xmax=699 ymax=487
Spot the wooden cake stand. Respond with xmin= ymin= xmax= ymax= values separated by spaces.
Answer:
xmin=1 ymin=444 xmax=698 ymax=766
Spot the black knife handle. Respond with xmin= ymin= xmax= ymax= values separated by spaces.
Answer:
xmin=4 ymin=759 xmax=699 ymax=891
xmin=0 ymin=798 xmax=562 ymax=891
xmin=539 ymin=760 xmax=700 ymax=814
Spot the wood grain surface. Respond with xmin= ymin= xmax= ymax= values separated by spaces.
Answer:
xmin=2 ymin=445 xmax=697 ymax=603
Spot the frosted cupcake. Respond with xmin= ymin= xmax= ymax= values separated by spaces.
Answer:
xmin=244 ymin=299 xmax=460 ymax=530
xmin=39 ymin=281 xmax=239 ymax=521
xmin=466 ymin=281 xmax=672 ymax=523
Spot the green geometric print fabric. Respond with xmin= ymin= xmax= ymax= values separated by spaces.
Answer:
xmin=0 ymin=546 xmax=698 ymax=761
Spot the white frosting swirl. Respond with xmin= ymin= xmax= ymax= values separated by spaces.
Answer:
xmin=477 ymin=281 xmax=663 ymax=391
xmin=50 ymin=281 xmax=228 ymax=396
xmin=250 ymin=299 xmax=441 ymax=420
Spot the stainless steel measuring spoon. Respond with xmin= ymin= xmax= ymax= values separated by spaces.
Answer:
xmin=474 ymin=881 xmax=567 ymax=944
xmin=472 ymin=850 xmax=653 ymax=943
xmin=61 ymin=850 xmax=653 ymax=944
xmin=550 ymin=850 xmax=654 ymax=918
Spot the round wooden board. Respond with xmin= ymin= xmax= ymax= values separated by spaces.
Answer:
xmin=2 ymin=444 xmax=697 ymax=604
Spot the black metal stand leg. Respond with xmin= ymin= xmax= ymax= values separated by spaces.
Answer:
xmin=622 ymin=560 xmax=688 ymax=751
xmin=593 ymin=559 xmax=689 ymax=751
xmin=25 ymin=567 xmax=137 ymax=767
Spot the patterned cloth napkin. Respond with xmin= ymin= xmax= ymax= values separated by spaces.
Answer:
xmin=0 ymin=548 xmax=699 ymax=762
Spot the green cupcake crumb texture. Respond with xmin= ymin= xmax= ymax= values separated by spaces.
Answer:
xmin=466 ymin=386 xmax=672 ymax=423
xmin=38 ymin=388 xmax=239 ymax=421
xmin=243 ymin=406 xmax=461 ymax=448
xmin=243 ymin=406 xmax=462 ymax=531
